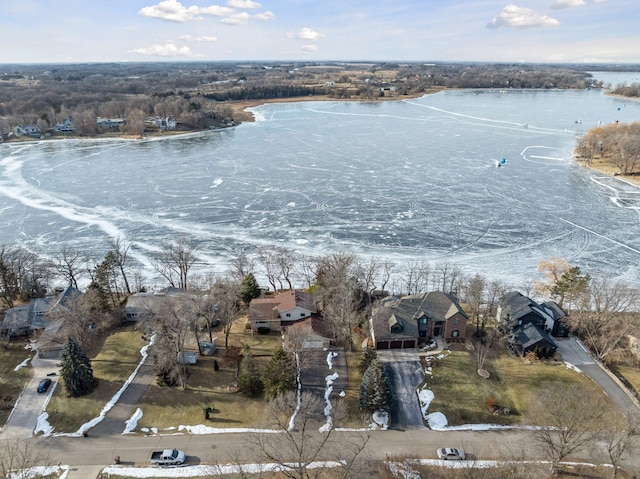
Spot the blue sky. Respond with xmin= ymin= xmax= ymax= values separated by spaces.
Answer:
xmin=1 ymin=0 xmax=638 ymax=64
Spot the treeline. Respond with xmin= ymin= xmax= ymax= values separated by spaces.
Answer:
xmin=612 ymin=82 xmax=640 ymax=98
xmin=0 ymin=62 xmax=600 ymax=139
xmin=576 ymin=122 xmax=640 ymax=175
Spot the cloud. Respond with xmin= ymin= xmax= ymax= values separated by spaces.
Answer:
xmin=487 ymin=4 xmax=560 ymax=29
xmin=178 ymin=34 xmax=217 ymax=42
xmin=253 ymin=11 xmax=275 ymax=21
xmin=221 ymin=12 xmax=250 ymax=24
xmin=300 ymin=45 xmax=318 ymax=53
xmin=139 ymin=0 xmax=233 ymax=22
xmin=550 ymin=0 xmax=586 ymax=9
xmin=130 ymin=43 xmax=195 ymax=57
xmin=226 ymin=0 xmax=261 ymax=9
xmin=288 ymin=27 xmax=324 ymax=41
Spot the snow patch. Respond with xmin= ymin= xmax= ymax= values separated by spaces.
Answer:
xmin=13 ymin=357 xmax=31 ymax=371
xmin=123 ymin=408 xmax=143 ymax=434
xmin=34 ymin=412 xmax=54 ymax=436
xmin=177 ymin=424 xmax=281 ymax=435
xmin=326 ymin=351 xmax=338 ymax=369
xmin=564 ymin=361 xmax=582 ymax=373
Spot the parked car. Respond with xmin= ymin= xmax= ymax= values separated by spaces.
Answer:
xmin=437 ymin=447 xmax=465 ymax=460
xmin=37 ymin=378 xmax=52 ymax=393
xmin=150 ymin=448 xmax=186 ymax=466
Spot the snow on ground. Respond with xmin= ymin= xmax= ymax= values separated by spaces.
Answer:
xmin=123 ymin=408 xmax=143 ymax=434
xmin=177 ymin=425 xmax=281 ymax=434
xmin=326 ymin=351 xmax=338 ymax=369
xmin=288 ymin=352 xmax=302 ymax=431
xmin=319 ymin=372 xmax=339 ymax=432
xmin=371 ymin=410 xmax=389 ymax=430
xmin=101 ymin=461 xmax=344 ymax=477
xmin=565 ymin=361 xmax=582 ymax=373
xmin=387 ymin=459 xmax=611 ymax=471
xmin=13 ymin=356 xmax=31 ymax=371
xmin=8 ymin=465 xmax=68 ymax=479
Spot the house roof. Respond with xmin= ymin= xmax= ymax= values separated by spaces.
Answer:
xmin=1 ymin=285 xmax=80 ymax=332
xmin=500 ymin=291 xmax=565 ymax=324
xmin=371 ymin=291 xmax=466 ymax=342
xmin=249 ymin=290 xmax=317 ymax=321
xmin=514 ymin=322 xmax=557 ymax=350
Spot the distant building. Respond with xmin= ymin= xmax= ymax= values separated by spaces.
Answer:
xmin=146 ymin=117 xmax=177 ymax=131
xmin=53 ymin=117 xmax=74 ymax=133
xmin=96 ymin=117 xmax=125 ymax=129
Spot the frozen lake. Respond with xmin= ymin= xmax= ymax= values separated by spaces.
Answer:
xmin=2 ymin=74 xmax=640 ymax=290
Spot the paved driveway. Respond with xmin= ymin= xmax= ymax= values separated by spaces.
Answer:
xmin=556 ymin=337 xmax=640 ymax=420
xmin=378 ymin=350 xmax=426 ymax=430
xmin=298 ymin=348 xmax=348 ymax=397
xmin=2 ymin=357 xmax=59 ymax=438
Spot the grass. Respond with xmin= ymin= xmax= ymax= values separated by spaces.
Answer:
xmin=424 ymin=344 xmax=616 ymax=426
xmin=0 ymin=340 xmax=34 ymax=426
xmin=45 ymin=326 xmax=147 ymax=433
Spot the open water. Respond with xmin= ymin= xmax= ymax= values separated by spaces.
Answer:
xmin=2 ymin=72 xmax=640 ymax=290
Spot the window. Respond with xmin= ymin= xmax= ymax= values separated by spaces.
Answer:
xmin=454 ymin=318 xmax=459 ymax=325
xmin=300 ymin=312 xmax=305 ymax=317
xmin=452 ymin=330 xmax=459 ymax=337
xmin=285 ymin=313 xmax=291 ymax=317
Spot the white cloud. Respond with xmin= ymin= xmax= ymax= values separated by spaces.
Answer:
xmin=222 ymin=12 xmax=250 ymax=25
xmin=178 ymin=34 xmax=218 ymax=42
xmin=551 ymin=0 xmax=586 ymax=9
xmin=139 ymin=1 xmax=234 ymax=22
xmin=253 ymin=11 xmax=275 ymax=21
xmin=487 ymin=4 xmax=560 ymax=29
xmin=300 ymin=45 xmax=318 ymax=53
xmin=130 ymin=43 xmax=195 ymax=57
xmin=289 ymin=27 xmax=324 ymax=41
xmin=227 ymin=0 xmax=261 ymax=9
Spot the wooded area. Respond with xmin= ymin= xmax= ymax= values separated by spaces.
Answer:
xmin=0 ymin=61 xmax=602 ymax=139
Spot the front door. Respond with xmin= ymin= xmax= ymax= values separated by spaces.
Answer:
xmin=433 ymin=322 xmax=443 ymax=337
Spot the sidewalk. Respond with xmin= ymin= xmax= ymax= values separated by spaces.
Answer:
xmin=64 ymin=465 xmax=104 ymax=479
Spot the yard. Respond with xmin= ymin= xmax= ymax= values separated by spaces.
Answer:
xmin=424 ymin=343 xmax=616 ymax=426
xmin=45 ymin=325 xmax=147 ymax=433
xmin=0 ymin=340 xmax=34 ymax=426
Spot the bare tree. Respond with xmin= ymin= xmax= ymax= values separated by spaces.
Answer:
xmin=379 ymin=260 xmax=395 ymax=296
xmin=250 ymin=391 xmax=370 ymax=479
xmin=0 ymin=438 xmax=53 ymax=479
xmin=55 ymin=246 xmax=88 ymax=289
xmin=228 ymin=252 xmax=255 ymax=282
xmin=432 ymin=261 xmax=463 ymax=296
xmin=526 ymin=380 xmax=607 ymax=475
xmin=210 ymin=279 xmax=241 ymax=349
xmin=597 ymin=410 xmax=638 ymax=479
xmin=464 ymin=273 xmax=486 ymax=335
xmin=297 ymin=254 xmax=318 ymax=290
xmin=153 ymin=236 xmax=198 ymax=290
xmin=570 ymin=276 xmax=639 ymax=362
xmin=275 ymin=247 xmax=297 ymax=290
xmin=257 ymin=246 xmax=280 ymax=291
xmin=108 ymin=236 xmax=133 ymax=294
xmin=401 ymin=260 xmax=430 ymax=295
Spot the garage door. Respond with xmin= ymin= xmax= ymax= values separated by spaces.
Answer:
xmin=390 ymin=340 xmax=403 ymax=349
xmin=403 ymin=339 xmax=417 ymax=348
xmin=376 ymin=341 xmax=389 ymax=350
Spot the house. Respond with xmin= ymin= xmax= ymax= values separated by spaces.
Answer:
xmin=124 ymin=287 xmax=192 ymax=321
xmin=96 ymin=117 xmax=125 ymax=130
xmin=497 ymin=291 xmax=569 ymax=338
xmin=513 ymin=322 xmax=557 ymax=358
xmin=0 ymin=286 xmax=81 ymax=358
xmin=249 ymin=289 xmax=317 ymax=331
xmin=284 ymin=316 xmax=333 ymax=350
xmin=53 ymin=117 xmax=74 ymax=133
xmin=14 ymin=124 xmax=42 ymax=138
xmin=369 ymin=291 xmax=468 ymax=350
xmin=145 ymin=117 xmax=177 ymax=131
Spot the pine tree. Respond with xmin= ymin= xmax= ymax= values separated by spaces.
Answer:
xmin=358 ymin=347 xmax=378 ymax=375
xmin=240 ymin=273 xmax=261 ymax=305
xmin=359 ymin=357 xmax=392 ymax=414
xmin=60 ymin=337 xmax=97 ymax=397
xmin=237 ymin=347 xmax=263 ymax=398
xmin=263 ymin=346 xmax=297 ymax=400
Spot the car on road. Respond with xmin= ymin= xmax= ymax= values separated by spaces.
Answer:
xmin=37 ymin=378 xmax=52 ymax=393
xmin=437 ymin=447 xmax=465 ymax=460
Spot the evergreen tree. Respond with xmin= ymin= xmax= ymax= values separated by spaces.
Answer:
xmin=263 ymin=346 xmax=297 ymax=400
xmin=359 ymin=357 xmax=392 ymax=414
xmin=358 ymin=347 xmax=378 ymax=375
xmin=240 ymin=273 xmax=261 ymax=305
xmin=237 ymin=347 xmax=263 ymax=397
xmin=60 ymin=337 xmax=97 ymax=397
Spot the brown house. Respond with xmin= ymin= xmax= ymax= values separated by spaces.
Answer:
xmin=249 ymin=289 xmax=317 ymax=331
xmin=369 ymin=291 xmax=468 ymax=350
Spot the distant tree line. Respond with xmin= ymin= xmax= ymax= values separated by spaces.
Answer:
xmin=612 ymin=82 xmax=640 ymax=98
xmin=0 ymin=62 xmax=600 ymax=138
xmin=576 ymin=122 xmax=640 ymax=175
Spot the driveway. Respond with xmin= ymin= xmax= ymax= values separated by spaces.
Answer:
xmin=298 ymin=348 xmax=348 ymax=398
xmin=555 ymin=336 xmax=640 ymax=420
xmin=378 ymin=350 xmax=427 ymax=430
xmin=2 ymin=357 xmax=59 ymax=438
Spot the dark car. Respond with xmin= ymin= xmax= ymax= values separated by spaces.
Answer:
xmin=37 ymin=378 xmax=52 ymax=393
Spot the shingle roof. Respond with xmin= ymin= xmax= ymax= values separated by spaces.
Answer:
xmin=514 ymin=322 xmax=557 ymax=350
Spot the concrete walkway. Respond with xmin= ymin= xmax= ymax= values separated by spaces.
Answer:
xmin=64 ymin=465 xmax=104 ymax=479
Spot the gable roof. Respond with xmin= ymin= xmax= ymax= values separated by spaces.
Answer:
xmin=249 ymin=290 xmax=317 ymax=321
xmin=370 ymin=291 xmax=466 ymax=341
xmin=500 ymin=291 xmax=566 ymax=327
xmin=514 ymin=322 xmax=557 ymax=350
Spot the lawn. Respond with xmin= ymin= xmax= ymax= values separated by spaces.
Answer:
xmin=0 ymin=340 xmax=34 ymax=426
xmin=45 ymin=326 xmax=147 ymax=433
xmin=424 ymin=344 xmax=615 ymax=426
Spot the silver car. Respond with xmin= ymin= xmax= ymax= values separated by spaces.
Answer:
xmin=437 ymin=447 xmax=465 ymax=460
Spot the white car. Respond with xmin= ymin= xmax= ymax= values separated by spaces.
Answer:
xmin=437 ymin=447 xmax=465 ymax=460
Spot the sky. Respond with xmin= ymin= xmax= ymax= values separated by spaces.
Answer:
xmin=1 ymin=0 xmax=639 ymax=64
